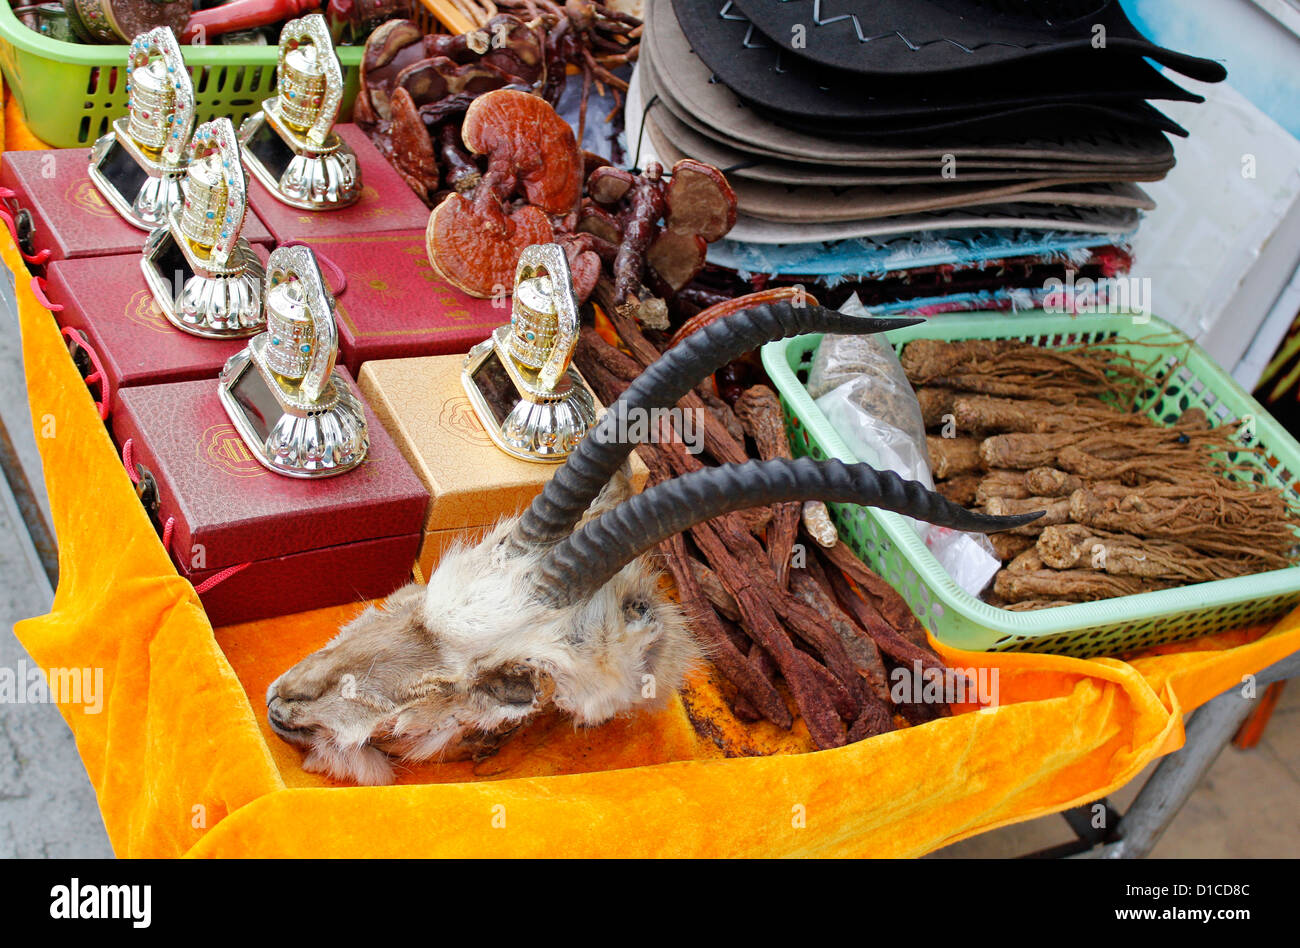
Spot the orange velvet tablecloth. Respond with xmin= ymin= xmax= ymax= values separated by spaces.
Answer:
xmin=6 ymin=88 xmax=1300 ymax=857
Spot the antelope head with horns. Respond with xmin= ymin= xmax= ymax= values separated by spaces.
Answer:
xmin=265 ymin=301 xmax=1037 ymax=784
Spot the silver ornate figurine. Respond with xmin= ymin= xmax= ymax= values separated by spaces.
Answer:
xmin=462 ymin=243 xmax=597 ymax=462
xmin=88 ymin=27 xmax=196 ymax=231
xmin=140 ymin=117 xmax=266 ymax=339
xmin=218 ymin=245 xmax=369 ymax=478
xmin=237 ymin=13 xmax=360 ymax=210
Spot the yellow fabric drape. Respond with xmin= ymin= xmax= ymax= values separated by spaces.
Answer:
xmin=5 ymin=107 xmax=1299 ymax=857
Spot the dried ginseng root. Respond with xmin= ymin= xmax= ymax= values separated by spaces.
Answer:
xmin=975 ymin=470 xmax=1032 ymax=504
xmin=927 ymin=436 xmax=983 ymax=479
xmin=984 ymin=496 xmax=1071 ymax=534
xmin=935 ymin=474 xmax=981 ymax=507
xmin=994 ymin=567 xmax=1176 ymax=603
xmin=1036 ymin=524 xmax=1271 ymax=582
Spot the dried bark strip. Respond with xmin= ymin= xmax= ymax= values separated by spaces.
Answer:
xmin=734 ymin=385 xmax=801 ymax=589
xmin=818 ymin=538 xmax=932 ymax=649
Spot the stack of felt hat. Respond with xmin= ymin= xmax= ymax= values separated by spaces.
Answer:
xmin=631 ymin=0 xmax=1225 ymax=309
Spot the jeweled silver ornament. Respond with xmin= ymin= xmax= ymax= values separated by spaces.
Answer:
xmin=140 ymin=117 xmax=265 ymax=339
xmin=88 ymin=27 xmax=196 ymax=231
xmin=462 ymin=243 xmax=597 ymax=463
xmin=218 ymin=245 xmax=368 ymax=478
xmin=236 ymin=13 xmax=360 ymax=211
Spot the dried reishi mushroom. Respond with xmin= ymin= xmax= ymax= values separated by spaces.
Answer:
xmin=663 ymin=159 xmax=738 ymax=243
xmin=388 ymin=86 xmax=439 ymax=201
xmin=424 ymin=14 xmax=546 ymax=89
xmin=588 ymin=166 xmax=637 ymax=205
xmin=355 ymin=18 xmax=426 ymax=127
xmin=397 ymin=57 xmax=515 ymax=107
xmin=437 ymin=123 xmax=480 ymax=193
xmin=577 ymin=200 xmax=621 ymax=244
xmin=561 ymin=243 xmax=603 ymax=304
xmin=612 ymin=162 xmax=665 ymax=306
xmin=462 ymin=89 xmax=583 ymax=216
xmin=646 ymin=231 xmax=707 ymax=295
xmin=426 ymin=194 xmax=553 ymax=298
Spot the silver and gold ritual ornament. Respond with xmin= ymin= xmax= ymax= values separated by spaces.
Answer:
xmin=141 ymin=117 xmax=265 ymax=338
xmin=219 ymin=245 xmax=368 ymax=478
xmin=237 ymin=13 xmax=360 ymax=210
xmin=462 ymin=244 xmax=597 ymax=462
xmin=88 ymin=27 xmax=195 ymax=231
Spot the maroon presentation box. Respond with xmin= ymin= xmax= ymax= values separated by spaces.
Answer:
xmin=44 ymin=250 xmax=271 ymax=416
xmin=111 ymin=373 xmax=429 ymax=626
xmin=302 ymin=230 xmax=502 ymax=375
xmin=0 ymin=148 xmax=273 ymax=263
xmin=245 ymin=124 xmax=430 ymax=243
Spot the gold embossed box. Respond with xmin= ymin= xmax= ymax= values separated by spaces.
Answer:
xmin=359 ymin=353 xmax=646 ymax=579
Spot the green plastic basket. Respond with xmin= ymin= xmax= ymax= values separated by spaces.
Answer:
xmin=763 ymin=311 xmax=1300 ymax=658
xmin=0 ymin=4 xmax=363 ymax=148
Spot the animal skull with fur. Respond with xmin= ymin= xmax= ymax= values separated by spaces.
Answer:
xmin=266 ymin=301 xmax=1036 ymax=784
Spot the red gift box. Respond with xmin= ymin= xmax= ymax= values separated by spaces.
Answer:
xmin=110 ymin=372 xmax=429 ymax=626
xmin=245 ymin=124 xmax=431 ymax=243
xmin=0 ymin=148 xmax=273 ymax=263
xmin=44 ymin=249 xmax=272 ymax=416
xmin=302 ymin=230 xmax=503 ymax=375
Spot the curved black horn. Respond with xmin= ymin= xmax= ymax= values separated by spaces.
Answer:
xmin=508 ymin=302 xmax=923 ymax=553
xmin=535 ymin=457 xmax=1042 ymax=608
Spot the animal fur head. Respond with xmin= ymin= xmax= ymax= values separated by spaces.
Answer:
xmin=267 ymin=474 xmax=696 ymax=785
xmin=267 ymin=301 xmax=1035 ymax=784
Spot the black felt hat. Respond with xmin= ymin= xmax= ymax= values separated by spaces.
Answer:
xmin=719 ymin=0 xmax=1227 ymax=81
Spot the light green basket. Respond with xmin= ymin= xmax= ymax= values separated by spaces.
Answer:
xmin=0 ymin=5 xmax=362 ymax=148
xmin=763 ymin=311 xmax=1300 ymax=658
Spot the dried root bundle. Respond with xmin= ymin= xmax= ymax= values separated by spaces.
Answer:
xmin=905 ymin=338 xmax=1300 ymax=611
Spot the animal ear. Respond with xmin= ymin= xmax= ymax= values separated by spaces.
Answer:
xmin=473 ymin=660 xmax=555 ymax=708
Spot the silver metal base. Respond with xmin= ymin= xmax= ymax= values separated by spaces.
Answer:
xmin=238 ymin=104 xmax=361 ymax=211
xmin=141 ymin=222 xmax=265 ymax=339
xmin=461 ymin=328 xmax=597 ymax=463
xmin=218 ymin=346 xmax=369 ymax=479
xmin=87 ymin=119 xmax=187 ymax=231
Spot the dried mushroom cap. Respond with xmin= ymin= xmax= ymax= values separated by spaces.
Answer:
xmin=461 ymin=89 xmax=584 ymax=215
xmin=587 ymin=166 xmax=637 ymax=205
xmin=426 ymin=194 xmax=553 ymax=298
xmin=358 ymin=19 xmax=426 ymax=122
xmin=396 ymin=57 xmax=515 ymax=107
xmin=577 ymin=201 xmax=622 ymax=244
xmin=646 ymin=231 xmax=707 ymax=294
xmin=388 ymin=86 xmax=438 ymax=201
xmin=664 ymin=159 xmax=738 ymax=243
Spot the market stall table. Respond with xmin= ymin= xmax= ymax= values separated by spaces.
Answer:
xmin=6 ymin=226 xmax=1300 ymax=855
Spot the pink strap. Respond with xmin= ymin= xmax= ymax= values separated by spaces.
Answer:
xmin=121 ymin=438 xmax=252 ymax=596
xmin=122 ymin=437 xmax=139 ymax=485
xmin=282 ymin=240 xmax=347 ymax=297
xmin=194 ymin=562 xmax=252 ymax=594
xmin=60 ymin=326 xmax=110 ymax=421
xmin=31 ymin=276 xmax=63 ymax=312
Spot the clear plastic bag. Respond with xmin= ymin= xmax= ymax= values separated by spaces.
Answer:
xmin=809 ymin=296 xmax=1001 ymax=596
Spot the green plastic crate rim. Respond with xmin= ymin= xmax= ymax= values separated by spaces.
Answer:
xmin=762 ymin=311 xmax=1300 ymax=658
xmin=0 ymin=4 xmax=362 ymax=148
